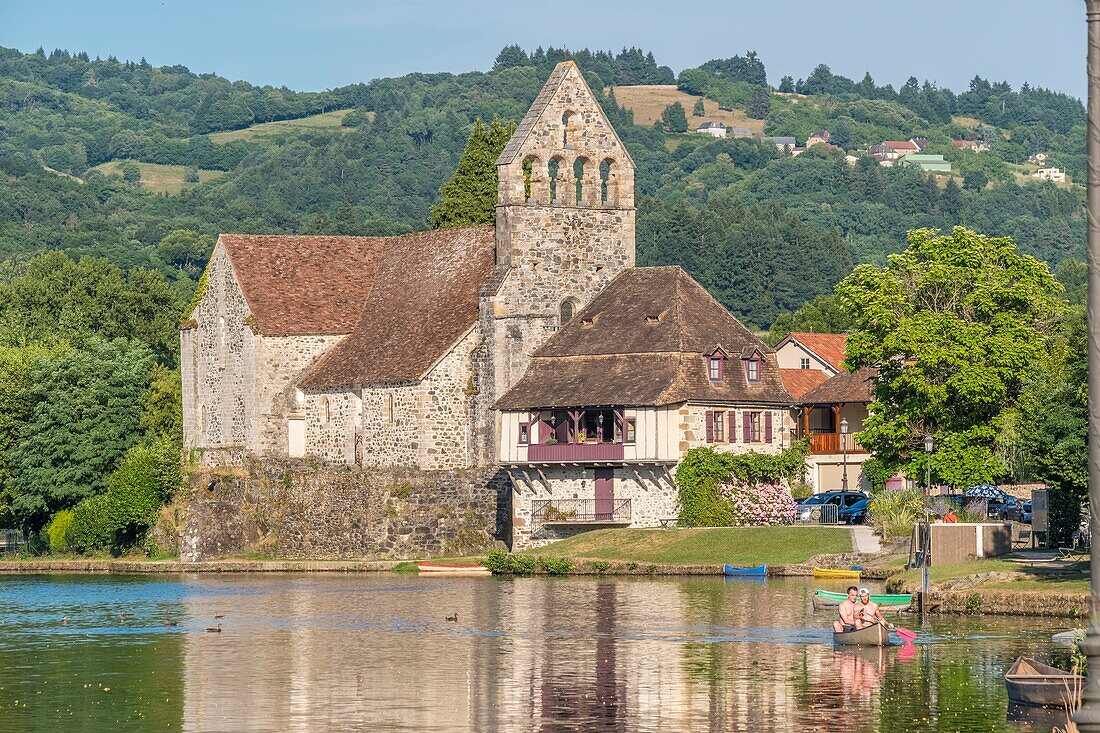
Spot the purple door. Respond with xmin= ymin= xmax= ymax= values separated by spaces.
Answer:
xmin=595 ymin=468 xmax=615 ymax=520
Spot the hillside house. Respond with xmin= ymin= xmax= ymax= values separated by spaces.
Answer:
xmin=806 ymin=130 xmax=831 ymax=147
xmin=899 ymin=154 xmax=952 ymax=173
xmin=696 ymin=121 xmax=727 ymax=138
xmin=760 ymin=135 xmax=797 ymax=152
xmin=952 ymin=139 xmax=989 ymax=153
xmin=727 ymin=127 xmax=754 ymax=138
xmin=881 ymin=140 xmax=919 ymax=159
xmin=1033 ymin=167 xmax=1067 ymax=183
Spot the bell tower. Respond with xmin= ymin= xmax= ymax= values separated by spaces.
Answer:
xmin=473 ymin=61 xmax=636 ymax=464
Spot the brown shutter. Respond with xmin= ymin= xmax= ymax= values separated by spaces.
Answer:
xmin=728 ymin=411 xmax=736 ymax=443
xmin=742 ymin=411 xmax=751 ymax=443
xmin=765 ymin=411 xmax=773 ymax=443
xmin=705 ymin=411 xmax=714 ymax=443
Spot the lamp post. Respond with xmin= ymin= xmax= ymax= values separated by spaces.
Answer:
xmin=921 ymin=434 xmax=933 ymax=620
xmin=1078 ymin=3 xmax=1100 ymax=728
xmin=840 ymin=418 xmax=849 ymax=492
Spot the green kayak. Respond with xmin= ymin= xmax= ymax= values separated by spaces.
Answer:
xmin=813 ymin=589 xmax=912 ymax=611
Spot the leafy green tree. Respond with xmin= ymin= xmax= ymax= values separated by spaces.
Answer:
xmin=778 ymin=76 xmax=795 ymax=93
xmin=962 ymin=169 xmax=988 ymax=191
xmin=830 ymin=119 xmax=853 ymax=150
xmin=692 ymin=98 xmax=705 ymax=117
xmin=119 ymin=162 xmax=141 ymax=184
xmin=746 ymin=86 xmax=771 ymax=120
xmin=838 ymin=227 xmax=1063 ymax=488
xmin=661 ymin=102 xmax=688 ymax=133
xmin=6 ymin=338 xmax=153 ymax=529
xmin=767 ymin=294 xmax=852 ymax=345
xmin=141 ymin=364 xmax=182 ymax=440
xmin=429 ymin=118 xmax=515 ymax=229
xmin=493 ymin=45 xmax=530 ymax=70
xmin=156 ymin=229 xmax=212 ymax=273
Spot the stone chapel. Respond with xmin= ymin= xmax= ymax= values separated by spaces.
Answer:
xmin=181 ymin=61 xmax=637 ymax=470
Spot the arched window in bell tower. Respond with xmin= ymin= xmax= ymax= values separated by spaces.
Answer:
xmin=573 ymin=157 xmax=586 ymax=206
xmin=548 ymin=157 xmax=562 ymax=203
xmin=559 ymin=298 xmax=577 ymax=326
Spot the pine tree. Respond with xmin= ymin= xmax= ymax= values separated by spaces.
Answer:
xmin=746 ymin=86 xmax=771 ymax=119
xmin=692 ymin=98 xmax=705 ymax=116
xmin=661 ymin=102 xmax=688 ymax=133
xmin=429 ymin=118 xmax=516 ymax=229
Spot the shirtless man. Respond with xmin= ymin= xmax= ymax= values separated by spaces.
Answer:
xmin=855 ymin=588 xmax=895 ymax=631
xmin=833 ymin=586 xmax=859 ymax=633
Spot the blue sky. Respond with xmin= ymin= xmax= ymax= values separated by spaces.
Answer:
xmin=0 ymin=1 xmax=1087 ymax=99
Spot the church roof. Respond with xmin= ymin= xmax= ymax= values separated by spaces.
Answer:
xmin=495 ymin=267 xmax=792 ymax=409
xmin=496 ymin=61 xmax=636 ymax=169
xmin=298 ymin=226 xmax=495 ymax=389
xmin=220 ymin=233 xmax=386 ymax=336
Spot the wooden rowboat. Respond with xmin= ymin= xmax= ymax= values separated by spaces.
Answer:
xmin=417 ymin=562 xmax=491 ymax=576
xmin=1004 ymin=656 xmax=1083 ymax=708
xmin=812 ymin=589 xmax=912 ymax=611
xmin=813 ymin=567 xmax=862 ymax=579
xmin=832 ymin=623 xmax=890 ymax=647
xmin=723 ymin=564 xmax=767 ymax=577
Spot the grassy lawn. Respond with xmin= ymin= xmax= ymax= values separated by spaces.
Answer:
xmin=93 ymin=160 xmax=224 ymax=194
xmin=887 ymin=559 xmax=1090 ymax=592
xmin=611 ymin=85 xmax=764 ymax=134
xmin=208 ymin=109 xmax=360 ymax=143
xmin=527 ymin=527 xmax=853 ymax=565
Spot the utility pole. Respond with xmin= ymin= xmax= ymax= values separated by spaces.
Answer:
xmin=1077 ymin=2 xmax=1100 ymax=729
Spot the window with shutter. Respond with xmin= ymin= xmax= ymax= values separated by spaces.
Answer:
xmin=765 ymin=411 xmax=773 ymax=443
xmin=742 ymin=411 xmax=751 ymax=443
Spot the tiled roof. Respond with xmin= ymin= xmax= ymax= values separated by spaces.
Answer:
xmin=220 ymin=234 xmax=386 ymax=336
xmin=784 ymin=332 xmax=848 ymax=371
xmin=802 ymin=368 xmax=876 ymax=404
xmin=297 ymin=226 xmax=495 ymax=389
xmin=778 ymin=368 xmax=830 ymax=399
xmin=883 ymin=140 xmax=919 ymax=151
xmin=495 ymin=267 xmax=792 ymax=409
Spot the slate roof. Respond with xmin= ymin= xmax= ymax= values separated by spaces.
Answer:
xmin=778 ymin=368 xmax=830 ymax=399
xmin=802 ymin=368 xmax=877 ymax=404
xmin=219 ymin=234 xmax=386 ymax=336
xmin=781 ymin=332 xmax=848 ymax=371
xmin=495 ymin=267 xmax=792 ymax=409
xmin=293 ymin=226 xmax=495 ymax=389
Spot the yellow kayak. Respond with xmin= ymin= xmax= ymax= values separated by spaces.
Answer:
xmin=813 ymin=567 xmax=862 ymax=579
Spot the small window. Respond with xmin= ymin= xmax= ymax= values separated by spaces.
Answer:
xmin=749 ymin=412 xmax=762 ymax=442
xmin=625 ymin=418 xmax=636 ymax=444
xmin=518 ymin=422 xmax=529 ymax=445
xmin=711 ymin=410 xmax=725 ymax=443
xmin=708 ymin=354 xmax=724 ymax=382
xmin=560 ymin=299 xmax=576 ymax=326
xmin=385 ymin=393 xmax=395 ymax=425
xmin=746 ymin=358 xmax=760 ymax=383
xmin=800 ymin=358 xmax=811 ymax=370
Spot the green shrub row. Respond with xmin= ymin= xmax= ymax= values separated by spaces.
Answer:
xmin=484 ymin=549 xmax=573 ymax=575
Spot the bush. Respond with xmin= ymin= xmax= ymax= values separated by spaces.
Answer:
xmin=537 ymin=556 xmax=573 ymax=575
xmin=484 ymin=549 xmax=537 ymax=575
xmin=65 ymin=494 xmax=112 ymax=552
xmin=868 ymin=488 xmax=928 ymax=538
xmin=46 ymin=510 xmax=74 ymax=553
xmin=720 ymin=479 xmax=796 ymax=526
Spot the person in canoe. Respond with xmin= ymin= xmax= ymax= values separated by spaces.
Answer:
xmin=833 ymin=586 xmax=860 ymax=633
xmin=855 ymin=588 xmax=895 ymax=631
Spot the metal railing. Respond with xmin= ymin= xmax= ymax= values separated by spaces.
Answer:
xmin=795 ymin=503 xmax=839 ymax=525
xmin=0 ymin=529 xmax=26 ymax=554
xmin=531 ymin=499 xmax=632 ymax=525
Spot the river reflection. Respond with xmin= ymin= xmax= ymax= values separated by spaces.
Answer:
xmin=0 ymin=573 xmax=1073 ymax=732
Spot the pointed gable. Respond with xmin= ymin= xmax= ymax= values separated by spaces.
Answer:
xmin=497 ymin=61 xmax=635 ymax=169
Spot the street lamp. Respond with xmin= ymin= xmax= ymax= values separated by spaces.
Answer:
xmin=840 ymin=418 xmax=849 ymax=492
xmin=921 ymin=434 xmax=933 ymax=620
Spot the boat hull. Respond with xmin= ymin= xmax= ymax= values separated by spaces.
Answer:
xmin=813 ymin=567 xmax=862 ymax=579
xmin=1005 ymin=657 xmax=1083 ymax=708
xmin=832 ymin=623 xmax=890 ymax=647
xmin=418 ymin=562 xmax=491 ymax=576
xmin=723 ymin=564 xmax=767 ymax=577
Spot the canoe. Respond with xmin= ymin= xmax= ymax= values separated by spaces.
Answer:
xmin=833 ymin=623 xmax=890 ymax=647
xmin=812 ymin=589 xmax=912 ymax=611
xmin=1004 ymin=656 xmax=1083 ymax=708
xmin=813 ymin=567 xmax=862 ymax=579
xmin=723 ymin=564 xmax=767 ymax=577
xmin=1052 ymin=629 xmax=1084 ymax=648
xmin=417 ymin=562 xmax=490 ymax=576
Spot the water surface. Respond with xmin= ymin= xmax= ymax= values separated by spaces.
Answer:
xmin=0 ymin=573 xmax=1075 ymax=732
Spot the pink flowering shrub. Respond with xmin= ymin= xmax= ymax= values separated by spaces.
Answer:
xmin=718 ymin=479 xmax=797 ymax=526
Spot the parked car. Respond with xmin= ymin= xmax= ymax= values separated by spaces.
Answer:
xmin=1002 ymin=499 xmax=1031 ymax=523
xmin=838 ymin=498 xmax=870 ymax=525
xmin=797 ymin=491 xmax=868 ymax=522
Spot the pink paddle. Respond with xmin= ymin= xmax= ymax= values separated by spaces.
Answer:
xmin=895 ymin=626 xmax=917 ymax=642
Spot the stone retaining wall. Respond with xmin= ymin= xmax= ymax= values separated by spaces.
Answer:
xmin=180 ymin=455 xmax=510 ymax=562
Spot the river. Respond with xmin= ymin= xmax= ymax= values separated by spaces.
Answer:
xmin=0 ymin=573 xmax=1076 ymax=732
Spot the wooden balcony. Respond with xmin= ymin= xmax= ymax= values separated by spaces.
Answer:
xmin=808 ymin=432 xmax=867 ymax=455
xmin=526 ymin=442 xmax=625 ymax=463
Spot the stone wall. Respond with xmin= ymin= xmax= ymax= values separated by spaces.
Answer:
xmin=509 ymin=465 xmax=677 ymax=549
xmin=180 ymin=455 xmax=511 ymax=561
xmin=678 ymin=403 xmax=794 ymax=455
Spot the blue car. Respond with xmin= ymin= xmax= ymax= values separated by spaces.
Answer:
xmin=838 ymin=498 xmax=870 ymax=525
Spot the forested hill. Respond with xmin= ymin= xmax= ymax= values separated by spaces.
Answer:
xmin=0 ymin=43 xmax=1085 ymax=329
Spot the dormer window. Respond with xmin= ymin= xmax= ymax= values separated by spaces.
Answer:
xmin=746 ymin=357 xmax=761 ymax=383
xmin=708 ymin=354 xmax=724 ymax=382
